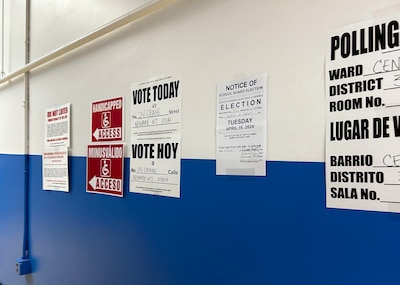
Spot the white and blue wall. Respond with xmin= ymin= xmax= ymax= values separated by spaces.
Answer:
xmin=1 ymin=0 xmax=400 ymax=284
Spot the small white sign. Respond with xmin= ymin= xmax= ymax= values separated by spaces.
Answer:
xmin=216 ymin=73 xmax=267 ymax=176
xmin=44 ymin=103 xmax=71 ymax=148
xmin=42 ymin=147 xmax=69 ymax=192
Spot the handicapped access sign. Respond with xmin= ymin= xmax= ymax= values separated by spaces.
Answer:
xmin=91 ymin=97 xmax=123 ymax=142
xmin=86 ymin=144 xmax=124 ymax=197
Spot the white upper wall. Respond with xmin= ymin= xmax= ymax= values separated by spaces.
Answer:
xmin=0 ymin=0 xmax=25 ymax=154
xmin=1 ymin=0 xmax=400 ymax=161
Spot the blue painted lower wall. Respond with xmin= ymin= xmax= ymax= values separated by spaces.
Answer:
xmin=1 ymin=154 xmax=400 ymax=285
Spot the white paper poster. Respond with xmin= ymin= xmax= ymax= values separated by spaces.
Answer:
xmin=42 ymin=147 xmax=69 ymax=192
xmin=44 ymin=103 xmax=71 ymax=148
xmin=130 ymin=75 xmax=181 ymax=198
xmin=216 ymin=73 xmax=267 ymax=176
xmin=326 ymin=16 xmax=400 ymax=212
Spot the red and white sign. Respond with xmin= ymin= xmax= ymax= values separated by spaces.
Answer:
xmin=45 ymin=103 xmax=71 ymax=148
xmin=87 ymin=144 xmax=124 ymax=197
xmin=91 ymin=97 xmax=123 ymax=142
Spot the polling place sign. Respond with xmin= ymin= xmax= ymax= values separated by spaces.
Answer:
xmin=326 ymin=16 xmax=400 ymax=213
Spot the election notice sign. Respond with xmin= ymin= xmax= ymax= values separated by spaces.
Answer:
xmin=91 ymin=97 xmax=123 ymax=142
xmin=326 ymin=16 xmax=400 ymax=212
xmin=87 ymin=144 xmax=124 ymax=197
xmin=45 ymin=103 xmax=71 ymax=148
xmin=216 ymin=73 xmax=267 ymax=176
xmin=130 ymin=75 xmax=181 ymax=198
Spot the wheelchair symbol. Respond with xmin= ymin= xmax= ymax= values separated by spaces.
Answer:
xmin=100 ymin=159 xmax=111 ymax=177
xmin=102 ymin=112 xmax=111 ymax=128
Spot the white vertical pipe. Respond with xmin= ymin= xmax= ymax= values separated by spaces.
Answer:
xmin=22 ymin=0 xmax=31 ymax=264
